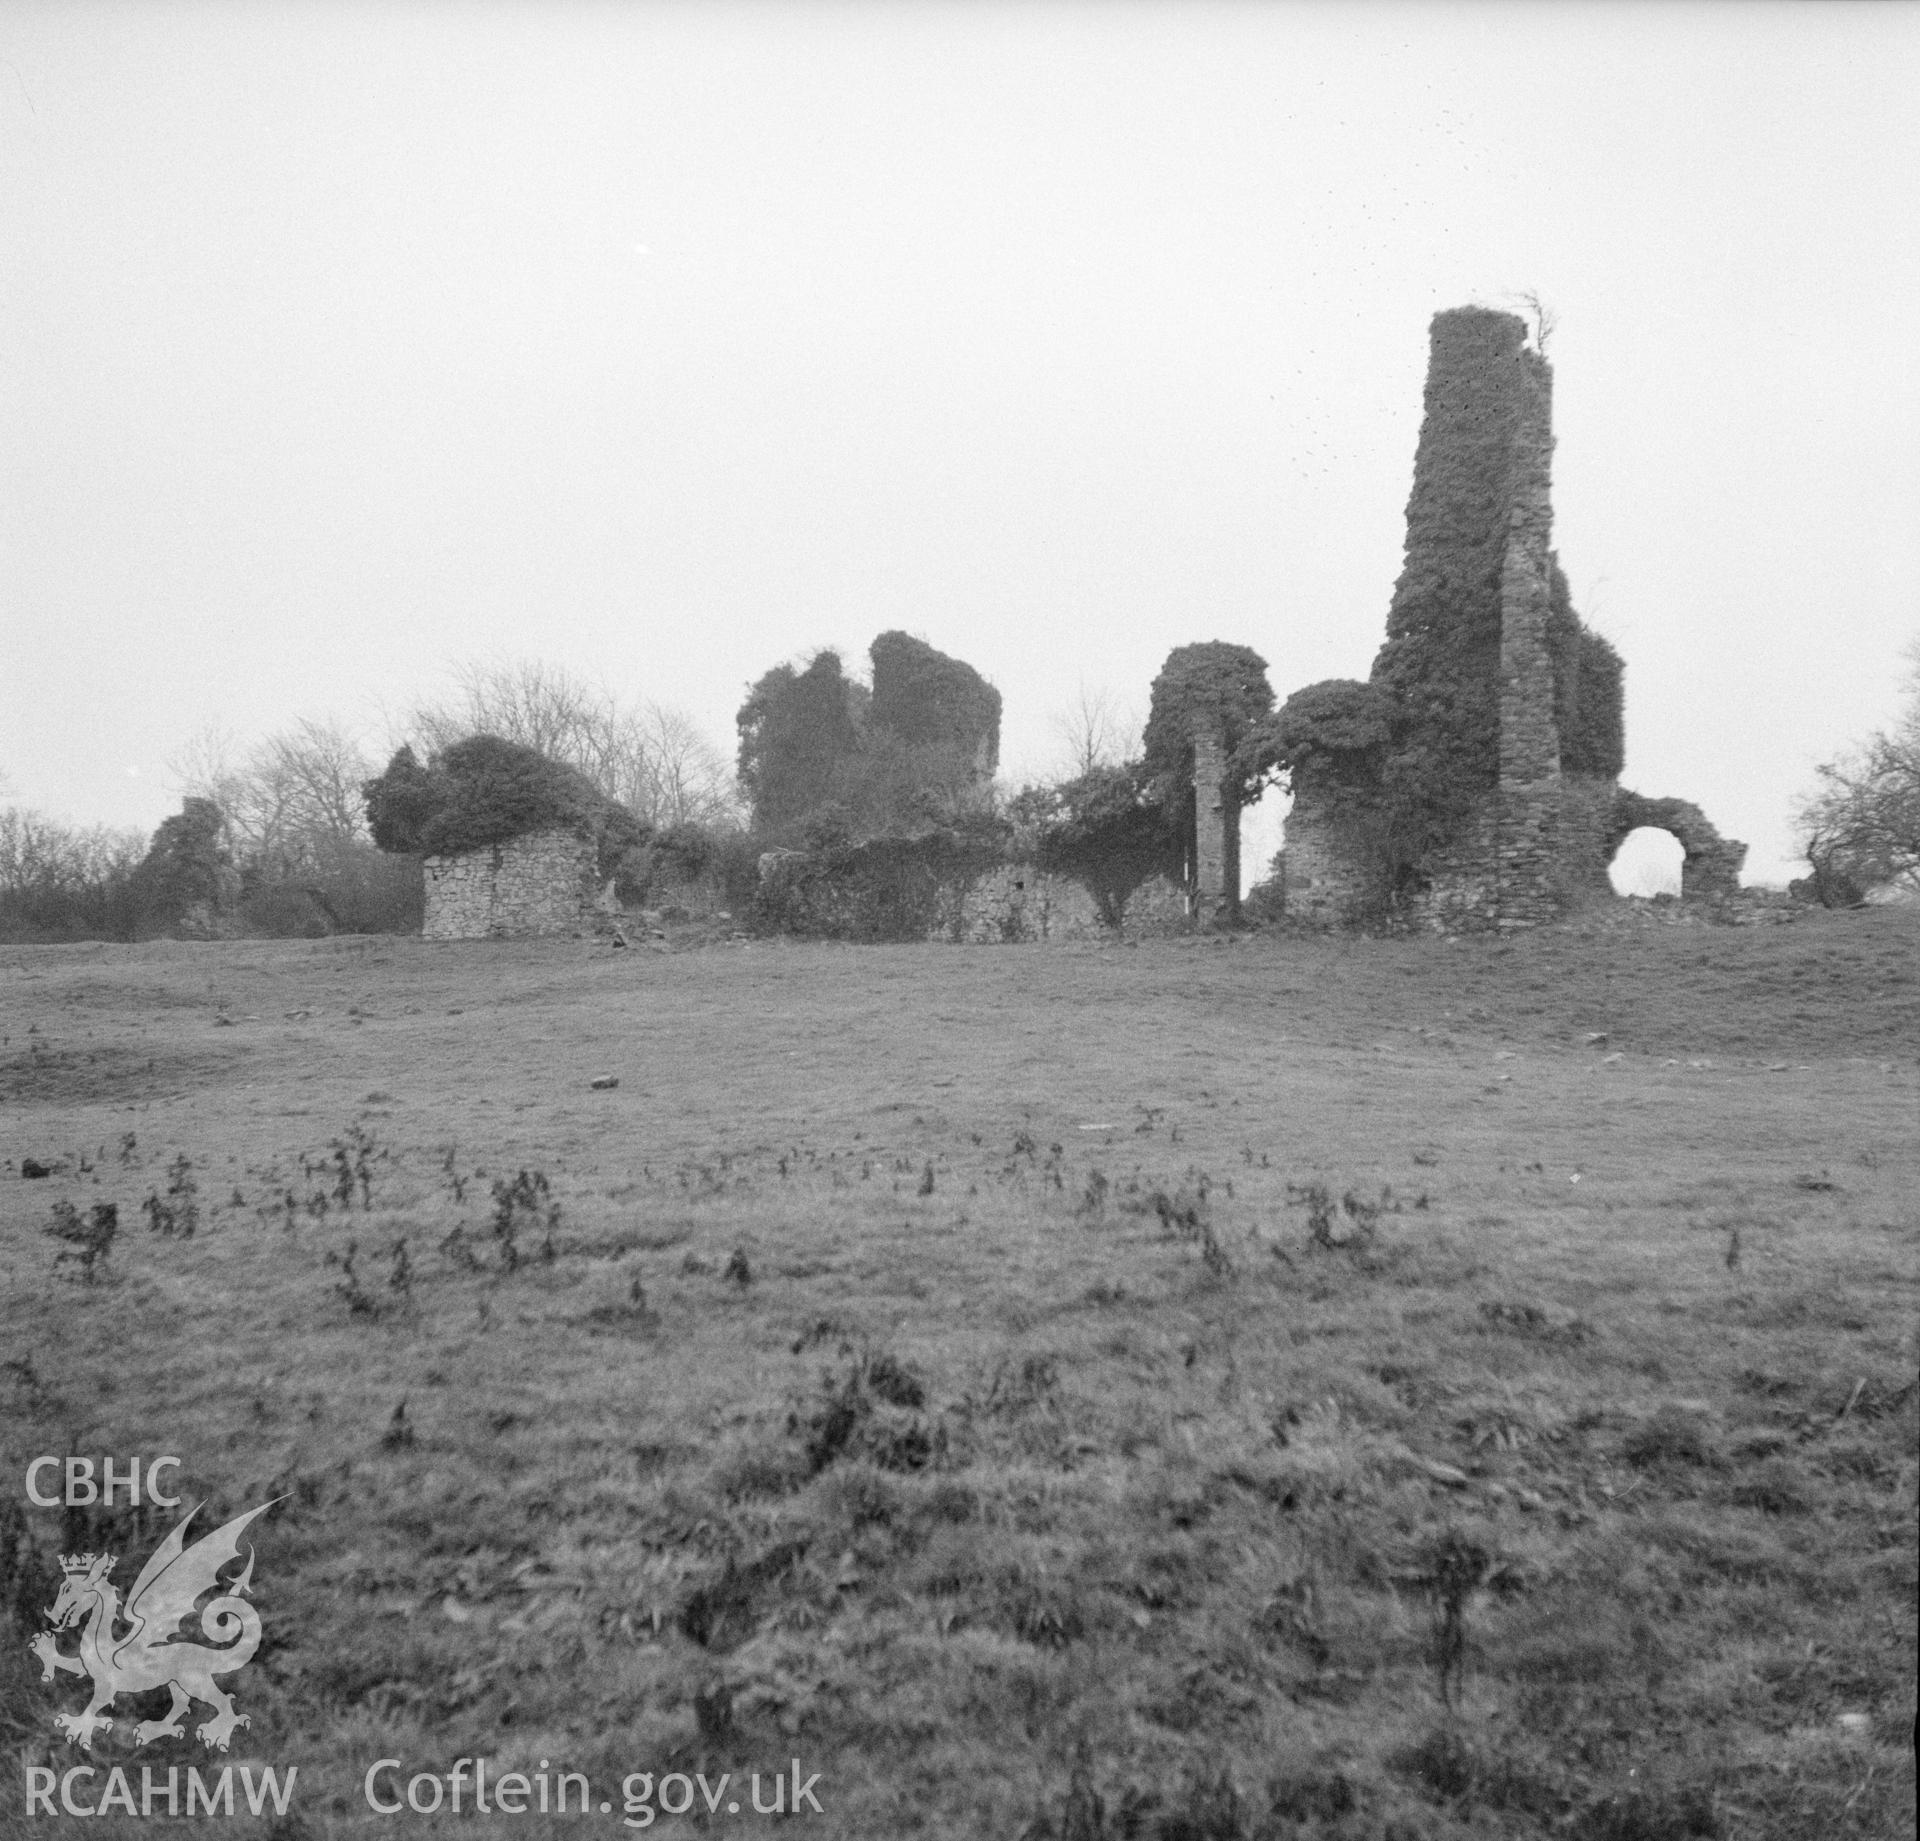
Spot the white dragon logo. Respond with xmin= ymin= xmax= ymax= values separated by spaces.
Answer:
xmin=30 ymin=1499 xmax=278 ymax=1752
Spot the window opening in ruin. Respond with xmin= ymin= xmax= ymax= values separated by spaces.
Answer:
xmin=1609 ymin=826 xmax=1684 ymax=898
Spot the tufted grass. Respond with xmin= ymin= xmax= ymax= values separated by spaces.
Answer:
xmin=1 ymin=905 xmax=1915 ymax=1837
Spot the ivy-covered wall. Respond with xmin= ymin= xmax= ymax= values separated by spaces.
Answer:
xmin=751 ymin=821 xmax=1189 ymax=946
xmin=736 ymin=651 xmax=863 ymax=839
xmin=1277 ymin=307 xmax=1733 ymax=931
xmin=752 ymin=830 xmax=1007 ymax=942
xmin=1546 ymin=562 xmax=1625 ymax=780
xmin=1369 ymin=308 xmax=1535 ymax=845
xmin=869 ymin=631 xmax=1002 ymax=781
xmin=1142 ymin=642 xmax=1278 ymax=924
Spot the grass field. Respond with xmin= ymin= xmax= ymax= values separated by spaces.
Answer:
xmin=3 ymin=907 xmax=1917 ymax=1839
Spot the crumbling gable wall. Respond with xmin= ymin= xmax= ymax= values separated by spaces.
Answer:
xmin=1281 ymin=307 xmax=1740 ymax=930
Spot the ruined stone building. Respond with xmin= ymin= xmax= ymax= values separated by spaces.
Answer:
xmin=421 ymin=827 xmax=609 ymax=941
xmin=867 ymin=629 xmax=1003 ymax=809
xmin=366 ymin=734 xmax=640 ymax=941
xmin=1271 ymin=306 xmax=1744 ymax=930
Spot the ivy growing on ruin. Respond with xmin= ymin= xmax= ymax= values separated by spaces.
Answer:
xmin=735 ymin=650 xmax=864 ymax=840
xmin=1143 ymin=645 xmax=1279 ymax=793
xmin=362 ymin=747 xmax=440 ymax=854
xmin=1274 ymin=306 xmax=1668 ymax=926
xmin=1545 ymin=561 xmax=1625 ymax=780
xmin=1139 ymin=642 xmax=1280 ymax=913
xmin=737 ymin=636 xmax=1002 ymax=846
xmin=754 ymin=820 xmax=1008 ymax=941
xmin=1270 ymin=680 xmax=1396 ymax=788
xmin=363 ymin=735 xmax=648 ymax=880
xmin=868 ymin=630 xmax=1002 ymax=775
xmin=128 ymin=797 xmax=234 ymax=932
xmin=1367 ymin=308 xmax=1537 ymax=860
xmin=1014 ymin=765 xmax=1186 ymax=930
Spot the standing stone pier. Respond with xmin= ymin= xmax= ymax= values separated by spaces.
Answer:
xmin=1190 ymin=716 xmax=1237 ymax=925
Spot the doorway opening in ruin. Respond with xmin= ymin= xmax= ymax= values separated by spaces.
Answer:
xmin=1609 ymin=826 xmax=1684 ymax=898
xmin=1239 ymin=785 xmax=1287 ymax=905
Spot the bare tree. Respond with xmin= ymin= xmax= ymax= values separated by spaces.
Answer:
xmin=406 ymin=658 xmax=741 ymax=830
xmin=0 ymin=806 xmax=71 ymax=896
xmin=169 ymin=725 xmax=249 ymax=847
xmin=1798 ymin=638 xmax=1920 ymax=900
xmin=634 ymin=702 xmax=740 ymax=828
xmin=0 ymin=805 xmax=146 ymax=937
xmin=173 ymin=718 xmax=374 ymax=875
xmin=408 ymin=658 xmax=616 ymax=765
xmin=260 ymin=719 xmax=374 ymax=851
xmin=1049 ymin=681 xmax=1139 ymax=780
xmin=162 ymin=720 xmax=431 ymax=934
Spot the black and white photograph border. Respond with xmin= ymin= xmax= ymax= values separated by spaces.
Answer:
xmin=3 ymin=4 xmax=1916 ymax=1837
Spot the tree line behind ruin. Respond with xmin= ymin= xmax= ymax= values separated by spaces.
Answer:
xmin=7 ymin=308 xmax=1916 ymax=943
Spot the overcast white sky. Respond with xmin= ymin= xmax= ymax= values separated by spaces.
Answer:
xmin=3 ymin=0 xmax=1916 ymax=887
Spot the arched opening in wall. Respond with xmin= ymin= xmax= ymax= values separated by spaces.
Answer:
xmin=1610 ymin=827 xmax=1684 ymax=897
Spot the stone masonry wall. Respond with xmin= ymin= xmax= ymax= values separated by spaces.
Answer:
xmin=422 ymin=827 xmax=603 ymax=940
xmin=936 ymin=867 xmax=1104 ymax=943
xmin=1557 ymin=775 xmax=1625 ymax=901
xmin=1279 ymin=307 xmax=1742 ymax=932
xmin=1496 ymin=351 xmax=1560 ymax=789
xmin=1278 ymin=781 xmax=1376 ymax=924
xmin=1410 ymin=319 xmax=1571 ymax=932
xmin=1481 ymin=338 xmax=1565 ymax=928
xmin=1420 ymin=784 xmax=1565 ymax=932
xmin=934 ymin=868 xmax=1188 ymax=944
xmin=1609 ymin=792 xmax=1747 ymax=902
